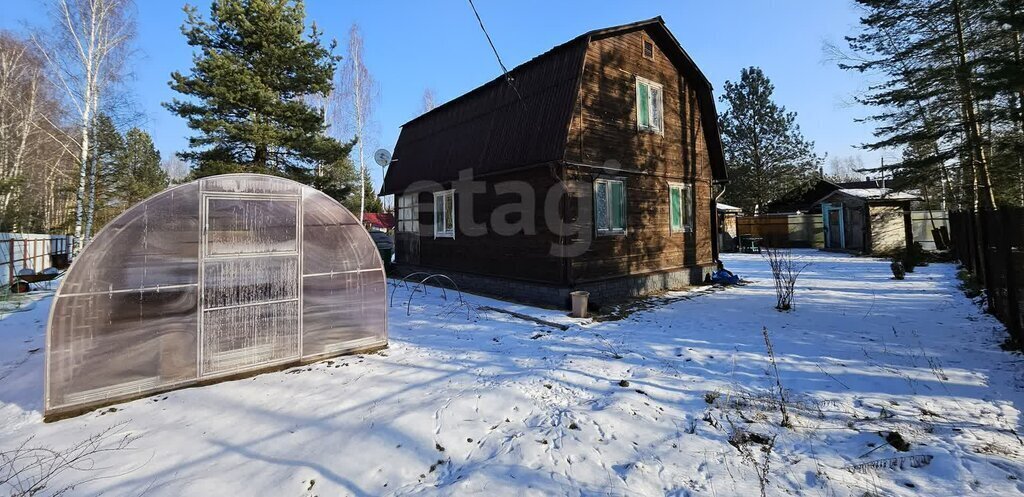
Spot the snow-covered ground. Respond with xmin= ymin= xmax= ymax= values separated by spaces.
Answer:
xmin=2 ymin=251 xmax=1023 ymax=496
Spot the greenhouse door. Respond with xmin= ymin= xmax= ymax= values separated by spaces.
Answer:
xmin=198 ymin=194 xmax=303 ymax=377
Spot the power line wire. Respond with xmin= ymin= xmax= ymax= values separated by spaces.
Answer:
xmin=467 ymin=0 xmax=524 ymax=105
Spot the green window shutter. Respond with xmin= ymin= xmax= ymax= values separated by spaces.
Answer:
xmin=670 ymin=187 xmax=681 ymax=231
xmin=610 ymin=181 xmax=625 ymax=230
xmin=638 ymin=82 xmax=650 ymax=128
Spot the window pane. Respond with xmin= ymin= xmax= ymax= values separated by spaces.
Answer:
xmin=651 ymin=86 xmax=663 ymax=131
xmin=610 ymin=181 xmax=625 ymax=230
xmin=638 ymin=82 xmax=650 ymax=128
xmin=444 ymin=192 xmax=454 ymax=232
xmin=595 ymin=182 xmax=608 ymax=230
xmin=684 ymin=187 xmax=693 ymax=229
xmin=434 ymin=196 xmax=443 ymax=230
xmin=207 ymin=198 xmax=297 ymax=255
xmin=670 ymin=187 xmax=681 ymax=230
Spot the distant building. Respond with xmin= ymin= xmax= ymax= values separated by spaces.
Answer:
xmin=764 ymin=178 xmax=921 ymax=255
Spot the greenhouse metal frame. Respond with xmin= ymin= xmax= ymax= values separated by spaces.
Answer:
xmin=44 ymin=174 xmax=387 ymax=420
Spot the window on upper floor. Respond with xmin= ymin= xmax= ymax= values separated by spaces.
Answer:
xmin=636 ymin=77 xmax=663 ymax=134
xmin=642 ymin=38 xmax=654 ymax=59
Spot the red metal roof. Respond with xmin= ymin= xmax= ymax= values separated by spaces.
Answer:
xmin=363 ymin=212 xmax=395 ymax=230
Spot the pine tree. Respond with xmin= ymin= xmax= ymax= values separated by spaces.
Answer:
xmin=717 ymin=67 xmax=823 ymax=214
xmin=839 ymin=0 xmax=1018 ymax=209
xmin=118 ymin=128 xmax=168 ymax=206
xmin=164 ymin=0 xmax=351 ymax=183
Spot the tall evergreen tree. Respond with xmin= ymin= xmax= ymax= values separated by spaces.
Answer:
xmin=342 ymin=172 xmax=382 ymax=215
xmin=164 ymin=0 xmax=352 ymax=184
xmin=717 ymin=67 xmax=823 ymax=214
xmin=88 ymin=114 xmax=125 ymax=231
xmin=118 ymin=128 xmax=168 ymax=206
xmin=839 ymin=0 xmax=1020 ymax=209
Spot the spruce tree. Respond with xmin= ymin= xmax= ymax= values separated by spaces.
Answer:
xmin=164 ymin=0 xmax=352 ymax=183
xmin=89 ymin=114 xmax=125 ymax=231
xmin=118 ymin=128 xmax=168 ymax=206
xmin=717 ymin=67 xmax=823 ymax=214
xmin=342 ymin=172 xmax=382 ymax=214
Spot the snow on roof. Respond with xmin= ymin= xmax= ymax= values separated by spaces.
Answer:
xmin=836 ymin=188 xmax=920 ymax=201
xmin=716 ymin=202 xmax=742 ymax=212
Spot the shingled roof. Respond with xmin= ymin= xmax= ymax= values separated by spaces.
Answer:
xmin=381 ymin=17 xmax=727 ymax=195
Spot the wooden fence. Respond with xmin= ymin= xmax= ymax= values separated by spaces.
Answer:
xmin=736 ymin=214 xmax=822 ymax=248
xmin=735 ymin=211 xmax=949 ymax=252
xmin=948 ymin=208 xmax=1024 ymax=344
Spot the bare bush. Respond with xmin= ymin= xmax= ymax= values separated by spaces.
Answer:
xmin=762 ymin=327 xmax=793 ymax=428
xmin=762 ymin=247 xmax=810 ymax=311
xmin=0 ymin=422 xmax=138 ymax=496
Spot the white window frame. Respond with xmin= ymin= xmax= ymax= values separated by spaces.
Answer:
xmin=397 ymin=193 xmax=419 ymax=234
xmin=635 ymin=76 xmax=664 ymax=134
xmin=668 ymin=182 xmax=694 ymax=234
xmin=433 ymin=189 xmax=455 ymax=239
xmin=594 ymin=178 xmax=627 ymax=236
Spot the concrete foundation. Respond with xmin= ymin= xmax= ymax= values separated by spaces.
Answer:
xmin=392 ymin=264 xmax=715 ymax=309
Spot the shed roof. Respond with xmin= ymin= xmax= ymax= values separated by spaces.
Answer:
xmin=836 ymin=188 xmax=920 ymax=201
xmin=381 ymin=17 xmax=726 ymax=194
xmin=814 ymin=187 xmax=921 ymax=206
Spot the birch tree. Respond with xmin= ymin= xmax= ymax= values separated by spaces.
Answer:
xmin=0 ymin=34 xmax=43 ymax=219
xmin=337 ymin=24 xmax=378 ymax=222
xmin=420 ymin=88 xmax=437 ymax=115
xmin=0 ymin=31 xmax=78 ymax=233
xmin=34 ymin=0 xmax=135 ymax=252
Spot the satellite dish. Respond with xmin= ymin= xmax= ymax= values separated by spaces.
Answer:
xmin=373 ymin=149 xmax=392 ymax=168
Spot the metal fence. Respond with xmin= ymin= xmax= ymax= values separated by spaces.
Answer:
xmin=948 ymin=208 xmax=1024 ymax=343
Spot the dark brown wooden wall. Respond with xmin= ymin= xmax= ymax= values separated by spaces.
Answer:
xmin=563 ymin=27 xmax=716 ymax=283
xmin=400 ymin=165 xmax=568 ymax=285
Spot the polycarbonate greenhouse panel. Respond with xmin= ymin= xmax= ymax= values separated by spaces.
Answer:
xmin=45 ymin=174 xmax=388 ymax=420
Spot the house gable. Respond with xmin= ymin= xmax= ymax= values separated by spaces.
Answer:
xmin=562 ymin=20 xmax=725 ymax=183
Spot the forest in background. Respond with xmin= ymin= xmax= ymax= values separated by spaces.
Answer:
xmin=0 ymin=0 xmax=384 ymax=250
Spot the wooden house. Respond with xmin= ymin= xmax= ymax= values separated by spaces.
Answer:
xmin=381 ymin=17 xmax=728 ymax=307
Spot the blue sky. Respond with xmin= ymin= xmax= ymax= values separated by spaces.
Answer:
xmin=1 ymin=1 xmax=891 ymax=188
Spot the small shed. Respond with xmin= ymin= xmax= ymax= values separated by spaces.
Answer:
xmin=813 ymin=188 xmax=920 ymax=255
xmin=716 ymin=202 xmax=743 ymax=253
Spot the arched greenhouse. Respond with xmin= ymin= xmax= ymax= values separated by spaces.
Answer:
xmin=45 ymin=174 xmax=387 ymax=419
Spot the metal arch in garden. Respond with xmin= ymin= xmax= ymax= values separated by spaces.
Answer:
xmin=403 ymin=274 xmax=472 ymax=319
xmin=389 ymin=271 xmax=437 ymax=307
